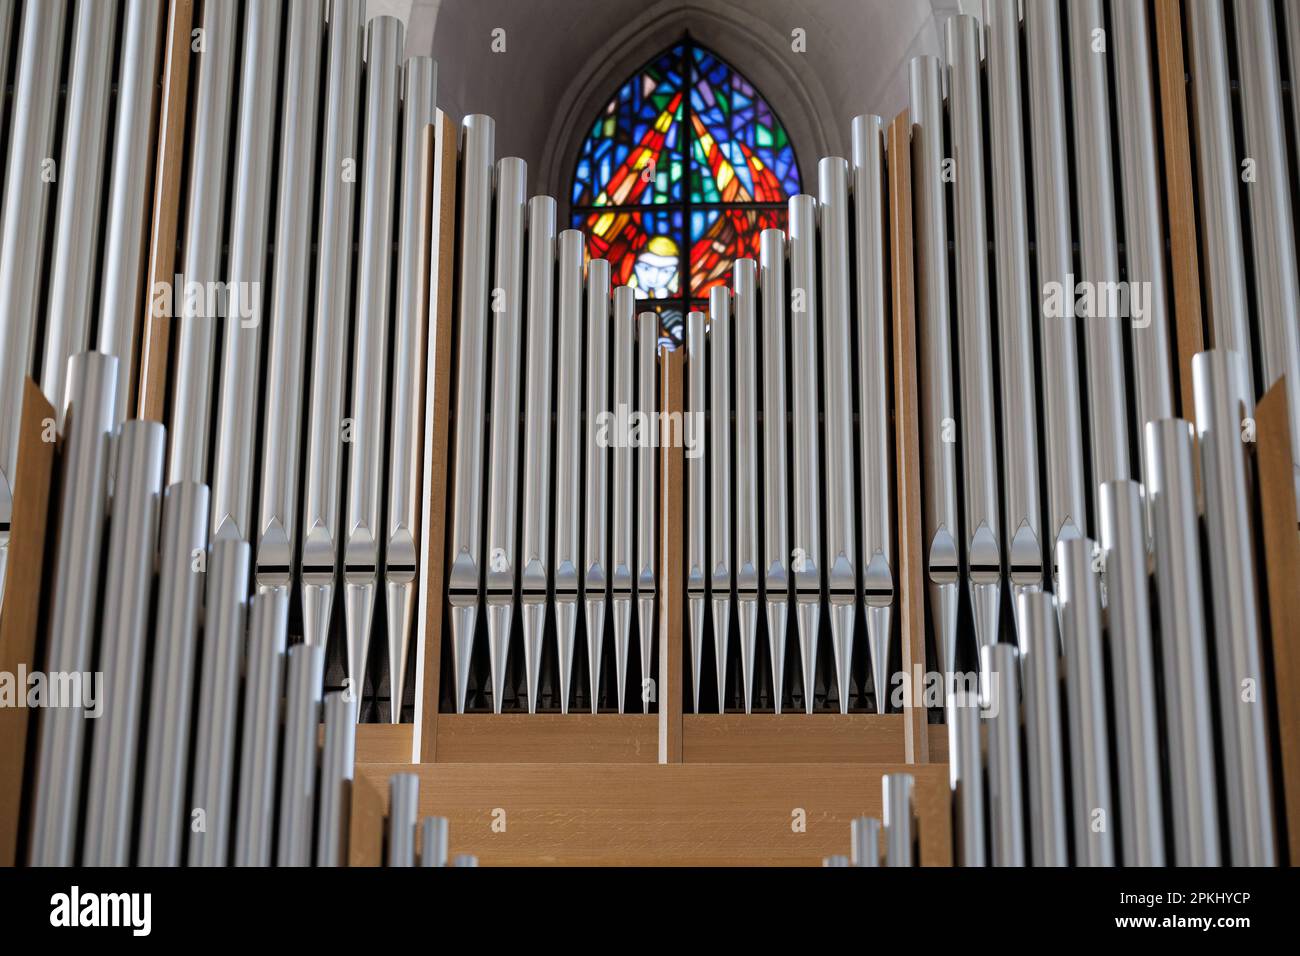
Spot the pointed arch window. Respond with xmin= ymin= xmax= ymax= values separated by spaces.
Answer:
xmin=570 ymin=37 xmax=801 ymax=339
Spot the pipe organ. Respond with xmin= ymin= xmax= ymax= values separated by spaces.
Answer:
xmin=0 ymin=0 xmax=1298 ymax=869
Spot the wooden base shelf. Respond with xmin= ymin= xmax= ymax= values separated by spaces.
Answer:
xmin=350 ymin=761 xmax=951 ymax=866
xmin=358 ymin=714 xmax=913 ymax=765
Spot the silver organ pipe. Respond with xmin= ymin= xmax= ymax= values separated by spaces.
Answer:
xmin=983 ymin=0 xmax=1041 ymax=598
xmin=817 ymin=156 xmax=857 ymax=712
xmin=520 ymin=196 xmax=558 ymax=714
xmin=708 ymin=283 xmax=732 ymax=711
xmin=0 ymin=0 xmax=67 ymax=617
xmin=583 ymin=258 xmax=612 ymax=712
xmin=611 ymin=285 xmax=637 ymax=712
xmin=851 ymin=115 xmax=893 ymax=712
xmin=947 ymin=15 xmax=1001 ymax=652
xmin=99 ymin=0 xmax=167 ymax=427
xmin=484 ymin=154 xmax=526 ymax=714
xmin=1066 ymin=0 xmax=1131 ymax=504
xmin=908 ymin=55 xmax=960 ymax=678
xmin=40 ymin=0 xmax=118 ymax=414
xmin=1025 ymin=0 xmax=1087 ymax=554
xmin=344 ymin=15 xmax=404 ymax=705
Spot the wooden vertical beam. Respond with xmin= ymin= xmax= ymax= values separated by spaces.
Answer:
xmin=137 ymin=0 xmax=193 ymax=422
xmin=1254 ymin=379 xmax=1300 ymax=864
xmin=0 ymin=382 xmax=57 ymax=866
xmin=347 ymin=774 xmax=387 ymax=866
xmin=1154 ymin=0 xmax=1206 ymax=420
xmin=414 ymin=112 xmax=458 ymax=762
xmin=888 ymin=109 xmax=928 ymax=764
xmin=658 ymin=346 xmax=684 ymax=763
xmin=915 ymin=766 xmax=953 ymax=866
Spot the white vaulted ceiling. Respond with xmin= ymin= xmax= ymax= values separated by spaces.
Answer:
xmin=394 ymin=0 xmax=968 ymax=202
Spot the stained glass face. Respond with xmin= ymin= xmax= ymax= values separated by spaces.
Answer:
xmin=571 ymin=40 xmax=800 ymax=335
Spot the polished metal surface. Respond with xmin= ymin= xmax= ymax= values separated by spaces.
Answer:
xmin=817 ymin=156 xmax=857 ymax=713
xmin=28 ymin=353 xmax=118 ymax=866
xmin=318 ymin=691 xmax=357 ymax=866
xmin=258 ymin=0 xmax=324 ymax=591
xmin=758 ymin=229 xmax=789 ymax=712
xmin=948 ymin=690 xmax=985 ymax=867
xmin=278 ymin=643 xmax=325 ymax=866
xmin=420 ymin=817 xmax=450 ymax=867
xmin=850 ymin=115 xmax=894 ymax=712
xmin=136 ymin=480 xmax=210 ymax=867
xmin=344 ymin=15 xmax=404 ymax=708
xmin=165 ymin=0 xmax=238 ymax=485
xmin=908 ymin=56 xmax=959 ymax=676
xmin=708 ymin=284 xmax=733 ymax=711
xmin=211 ymin=0 xmax=282 ymax=553
xmin=1185 ymin=0 xmax=1255 ymax=381
xmin=882 ymin=772 xmax=915 ymax=867
xmin=947 ymin=15 xmax=1001 ymax=653
xmin=484 ymin=155 xmax=527 ymax=714
xmin=187 ymin=538 xmax=251 ymax=867
xmin=234 ymin=587 xmax=288 ymax=866
xmin=388 ymin=774 xmax=419 ymax=867
xmin=1144 ymin=419 xmax=1220 ymax=866
xmin=732 ymin=263 xmax=758 ymax=713
xmin=385 ymin=53 xmax=437 ymax=720
xmin=83 ymin=420 xmax=166 ymax=867
xmin=1016 ymin=590 xmax=1068 ymax=866
xmin=1112 ymin=0 xmax=1175 ymax=469
xmin=301 ymin=0 xmax=364 ymax=649
xmin=1193 ymin=351 xmax=1276 ymax=866
xmin=99 ymin=0 xmax=167 ymax=424
xmin=447 ymin=113 xmax=495 ymax=713
xmin=611 ymin=285 xmax=636 ymax=712
xmin=0 ymin=1 xmax=68 ymax=611
xmin=984 ymin=643 xmax=1024 ymax=867
xmin=1066 ymin=0 xmax=1131 ymax=506
xmin=850 ymin=817 xmax=881 ymax=868
xmin=41 ymin=0 xmax=118 ymax=411
xmin=553 ymin=229 xmax=586 ymax=713
xmin=788 ymin=193 xmax=821 ymax=712
xmin=520 ymin=196 xmax=557 ymax=714
xmin=983 ymin=0 xmax=1042 ymax=593
xmin=1056 ymin=536 xmax=1115 ymax=867
xmin=1025 ymin=0 xmax=1087 ymax=552
xmin=1233 ymin=0 xmax=1300 ymax=507
xmin=583 ymin=258 xmax=612 ymax=711
xmin=1098 ymin=480 xmax=1164 ymax=866
xmin=687 ymin=308 xmax=707 ymax=713
xmin=635 ymin=309 xmax=659 ymax=710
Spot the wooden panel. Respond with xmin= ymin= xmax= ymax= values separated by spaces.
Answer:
xmin=658 ymin=346 xmax=685 ymax=763
xmin=0 ymin=382 xmax=57 ymax=866
xmin=436 ymin=715 xmax=658 ymax=763
xmin=1254 ymin=379 xmax=1300 ymax=865
xmin=914 ymin=766 xmax=952 ymax=866
xmin=355 ymin=762 xmax=950 ymax=866
xmin=1155 ymin=0 xmax=1205 ymax=419
xmin=347 ymin=774 xmax=385 ymax=867
xmin=682 ymin=714 xmax=906 ymax=763
xmin=137 ymin=0 xmax=193 ymax=421
xmin=414 ymin=112 xmax=459 ymax=762
xmin=889 ymin=109 xmax=929 ymax=764
xmin=354 ymin=723 xmax=416 ymax=765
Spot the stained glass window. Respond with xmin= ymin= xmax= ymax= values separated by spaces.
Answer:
xmin=571 ymin=38 xmax=800 ymax=340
